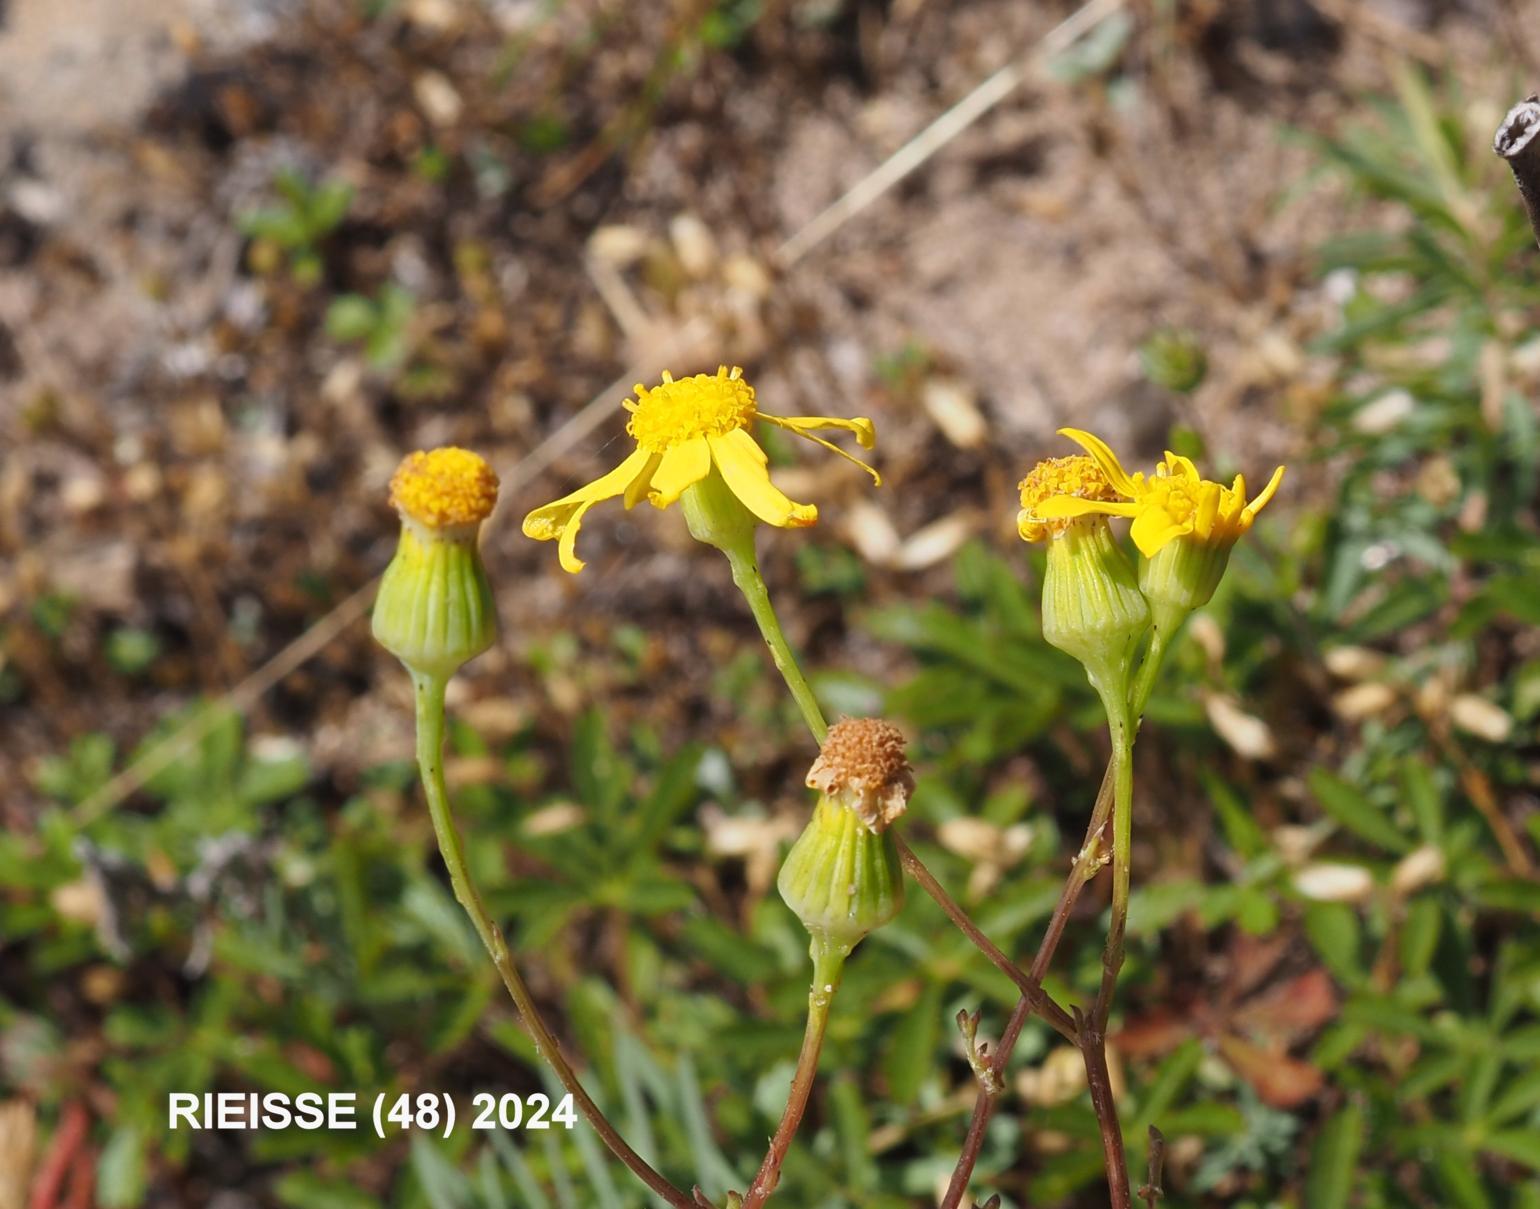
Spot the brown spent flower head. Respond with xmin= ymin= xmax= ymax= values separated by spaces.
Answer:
xmin=1018 ymin=455 xmax=1118 ymax=542
xmin=806 ymin=718 xmax=915 ymax=833
xmin=390 ymin=447 xmax=500 ymax=529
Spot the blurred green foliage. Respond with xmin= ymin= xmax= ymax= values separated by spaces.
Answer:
xmin=239 ymin=170 xmax=353 ymax=287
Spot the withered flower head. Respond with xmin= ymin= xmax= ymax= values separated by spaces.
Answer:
xmin=806 ymin=718 xmax=914 ymax=833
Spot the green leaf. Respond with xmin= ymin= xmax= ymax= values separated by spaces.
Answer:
xmin=1488 ymin=1067 xmax=1540 ymax=1125
xmin=1434 ymin=1149 xmax=1493 ymax=1209
xmin=677 ymin=1054 xmax=742 ymax=1194
xmin=1483 ymin=1129 xmax=1540 ymax=1172
xmin=1309 ymin=769 xmax=1413 ymax=853
xmin=1304 ymin=902 xmax=1364 ymax=985
xmin=883 ymin=981 xmax=942 ymax=1106
xmin=1474 ymin=879 xmax=1540 ymax=914
xmin=410 ymin=1134 xmax=472 ymax=1209
xmin=1305 ymin=1101 xmax=1363 ymax=1209
xmin=830 ymin=1076 xmax=878 ymax=1192
xmin=97 ymin=1126 xmax=147 ymax=1209
xmin=275 ymin=1173 xmax=383 ymax=1209
xmin=1400 ymin=895 xmax=1442 ymax=977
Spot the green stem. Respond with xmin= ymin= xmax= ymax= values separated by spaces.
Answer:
xmin=1094 ymin=714 xmax=1135 ymax=1026
xmin=1130 ymin=623 xmax=1171 ymax=723
xmin=740 ymin=940 xmax=846 ymax=1209
xmin=411 ymin=672 xmax=698 ymax=1209
xmin=721 ymin=544 xmax=828 ymax=743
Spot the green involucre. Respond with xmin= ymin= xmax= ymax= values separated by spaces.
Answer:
xmin=372 ymin=523 xmax=498 ymax=679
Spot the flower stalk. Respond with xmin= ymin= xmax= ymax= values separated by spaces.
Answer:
xmin=412 ymin=670 xmax=698 ymax=1209
xmin=740 ymin=939 xmax=845 ymax=1209
xmin=378 ymin=448 xmax=701 ymax=1209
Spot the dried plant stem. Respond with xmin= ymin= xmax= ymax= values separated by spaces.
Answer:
xmin=733 ymin=548 xmax=1084 ymax=1041
xmin=1078 ymin=1006 xmax=1130 ymax=1209
xmin=1496 ymin=96 xmax=1540 ymax=249
xmin=729 ymin=544 xmax=1102 ymax=1202
xmin=940 ymin=622 xmax=1173 ymax=1208
xmin=741 ymin=942 xmax=846 ymax=1209
xmin=412 ymin=672 xmax=699 ymax=1209
xmin=894 ymin=835 xmax=1078 ymax=1043
xmin=938 ymin=760 xmax=1115 ymax=1209
xmin=1139 ymin=1125 xmax=1167 ymax=1208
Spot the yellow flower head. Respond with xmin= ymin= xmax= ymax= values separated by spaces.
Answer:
xmin=390 ymin=447 xmax=500 ymax=530
xmin=523 ymin=365 xmax=879 ymax=573
xmin=1018 ymin=455 xmax=1120 ymax=542
xmin=1034 ymin=428 xmax=1285 ymax=559
xmin=375 ymin=447 xmax=499 ymax=680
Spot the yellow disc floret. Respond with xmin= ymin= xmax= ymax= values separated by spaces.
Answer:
xmin=390 ymin=447 xmax=500 ymax=529
xmin=625 ymin=365 xmax=758 ymax=454
xmin=1018 ymin=456 xmax=1119 ymax=542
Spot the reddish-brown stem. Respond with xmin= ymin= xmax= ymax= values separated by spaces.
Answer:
xmin=1078 ymin=1008 xmax=1133 ymax=1209
xmin=938 ymin=761 xmax=1116 ymax=1209
xmin=894 ymin=835 xmax=1079 ymax=1043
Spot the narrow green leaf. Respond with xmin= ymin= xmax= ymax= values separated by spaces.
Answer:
xmin=1483 ymin=1130 xmax=1540 ymax=1173
xmin=1309 ymin=769 xmax=1412 ymax=853
xmin=1305 ymin=1101 xmax=1363 ymax=1209
xmin=883 ymin=982 xmax=942 ymax=1106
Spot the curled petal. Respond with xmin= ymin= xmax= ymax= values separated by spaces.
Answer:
xmin=1057 ymin=427 xmax=1139 ymax=497
xmin=522 ymin=447 xmax=656 ymax=572
xmin=1162 ymin=451 xmax=1201 ymax=480
xmin=708 ymin=429 xmax=817 ymax=528
xmin=1244 ymin=465 xmax=1286 ymax=520
xmin=767 ymin=414 xmax=877 ymax=449
xmin=647 ymin=438 xmax=711 ymax=508
xmin=623 ymin=452 xmax=663 ymax=509
xmin=762 ymin=414 xmax=881 ymax=484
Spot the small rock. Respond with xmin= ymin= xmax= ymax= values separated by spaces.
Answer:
xmin=414 ymin=72 xmax=463 ymax=126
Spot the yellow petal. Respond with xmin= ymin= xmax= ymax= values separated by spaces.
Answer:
xmin=1130 ymin=506 xmax=1191 ymax=558
xmin=1193 ymin=480 xmax=1223 ymax=538
xmin=708 ymin=429 xmax=817 ymax=528
xmin=1057 ymin=428 xmax=1139 ymax=497
xmin=522 ymin=446 xmax=655 ymax=572
xmin=1243 ymin=465 xmax=1286 ymax=519
xmin=648 ymin=438 xmax=711 ymax=508
xmin=623 ymin=452 xmax=663 ymax=510
xmin=557 ymin=499 xmax=599 ymax=573
xmin=1162 ymin=451 xmax=1200 ymax=480
xmin=762 ymin=414 xmax=881 ymax=485
xmin=1034 ymin=495 xmax=1140 ymax=519
xmin=765 ymin=414 xmax=877 ymax=449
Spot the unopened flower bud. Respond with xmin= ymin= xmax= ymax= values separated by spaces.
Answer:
xmin=373 ymin=447 xmax=500 ymax=681
xmin=778 ymin=719 xmax=910 ymax=952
